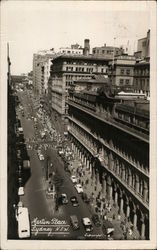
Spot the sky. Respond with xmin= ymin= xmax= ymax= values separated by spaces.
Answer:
xmin=1 ymin=1 xmax=152 ymax=75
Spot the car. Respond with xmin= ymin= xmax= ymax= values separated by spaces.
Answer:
xmin=70 ymin=175 xmax=77 ymax=184
xmin=92 ymin=214 xmax=101 ymax=227
xmin=70 ymin=196 xmax=79 ymax=207
xmin=60 ymin=194 xmax=68 ymax=204
xmin=46 ymin=186 xmax=55 ymax=198
xmin=75 ymin=184 xmax=83 ymax=194
xmin=18 ymin=187 xmax=24 ymax=196
xmin=70 ymin=215 xmax=79 ymax=230
xmin=39 ymin=154 xmax=44 ymax=161
xmin=82 ymin=217 xmax=93 ymax=232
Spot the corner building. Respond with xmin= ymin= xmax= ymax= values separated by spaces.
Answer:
xmin=48 ymin=54 xmax=110 ymax=116
xmin=67 ymin=86 xmax=149 ymax=239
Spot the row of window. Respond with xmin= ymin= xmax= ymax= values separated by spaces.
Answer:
xmin=93 ymin=49 xmax=120 ymax=55
xmin=134 ymin=68 xmax=149 ymax=76
xmin=120 ymin=69 xmax=131 ymax=75
xmin=119 ymin=79 xmax=130 ymax=85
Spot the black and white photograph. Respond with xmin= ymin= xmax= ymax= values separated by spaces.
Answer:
xmin=0 ymin=1 xmax=157 ymax=249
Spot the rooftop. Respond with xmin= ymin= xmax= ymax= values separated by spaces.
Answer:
xmin=52 ymin=54 xmax=111 ymax=62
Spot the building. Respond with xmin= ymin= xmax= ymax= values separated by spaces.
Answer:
xmin=133 ymin=58 xmax=150 ymax=98
xmin=59 ymin=43 xmax=83 ymax=55
xmin=68 ymin=85 xmax=149 ymax=239
xmin=73 ymin=75 xmax=109 ymax=93
xmin=108 ymin=55 xmax=136 ymax=87
xmin=134 ymin=30 xmax=150 ymax=60
xmin=48 ymin=54 xmax=110 ymax=116
xmin=33 ymin=49 xmax=56 ymax=96
xmin=92 ymin=44 xmax=124 ymax=59
xmin=133 ymin=30 xmax=150 ymax=98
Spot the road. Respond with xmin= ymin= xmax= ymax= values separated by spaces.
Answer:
xmin=17 ymin=90 xmax=105 ymax=240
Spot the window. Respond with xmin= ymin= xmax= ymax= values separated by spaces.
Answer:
xmin=120 ymin=79 xmax=124 ymax=84
xmin=126 ymin=69 xmax=130 ymax=75
xmin=121 ymin=69 xmax=124 ymax=75
xmin=101 ymin=68 xmax=104 ymax=73
xmin=126 ymin=79 xmax=130 ymax=85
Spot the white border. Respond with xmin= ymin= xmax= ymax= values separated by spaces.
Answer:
xmin=0 ymin=1 xmax=157 ymax=249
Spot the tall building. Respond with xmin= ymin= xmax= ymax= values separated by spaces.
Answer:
xmin=108 ymin=55 xmax=136 ymax=87
xmin=68 ymin=84 xmax=149 ymax=239
xmin=33 ymin=49 xmax=56 ymax=96
xmin=92 ymin=44 xmax=124 ymax=59
xmin=134 ymin=30 xmax=150 ymax=60
xmin=48 ymin=54 xmax=110 ymax=116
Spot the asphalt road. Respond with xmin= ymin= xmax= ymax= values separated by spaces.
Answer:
xmin=17 ymin=90 xmax=105 ymax=240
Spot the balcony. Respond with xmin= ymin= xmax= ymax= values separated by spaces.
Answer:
xmin=69 ymin=127 xmax=149 ymax=210
xmin=68 ymin=99 xmax=149 ymax=143
xmin=69 ymin=116 xmax=149 ymax=177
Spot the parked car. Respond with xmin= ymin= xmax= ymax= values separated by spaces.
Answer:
xmin=70 ymin=175 xmax=77 ymax=184
xmin=82 ymin=217 xmax=93 ymax=232
xmin=75 ymin=184 xmax=83 ymax=194
xmin=60 ymin=194 xmax=68 ymax=204
xmin=18 ymin=187 xmax=24 ymax=196
xmin=70 ymin=215 xmax=79 ymax=230
xmin=70 ymin=196 xmax=79 ymax=207
xmin=92 ymin=214 xmax=101 ymax=227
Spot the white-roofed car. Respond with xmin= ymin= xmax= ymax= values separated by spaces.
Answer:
xmin=75 ymin=184 xmax=83 ymax=194
xmin=39 ymin=154 xmax=44 ymax=161
xmin=82 ymin=217 xmax=93 ymax=232
xmin=70 ymin=175 xmax=77 ymax=184
xmin=18 ymin=187 xmax=24 ymax=196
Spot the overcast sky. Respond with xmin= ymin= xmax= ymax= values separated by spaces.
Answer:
xmin=1 ymin=1 xmax=152 ymax=75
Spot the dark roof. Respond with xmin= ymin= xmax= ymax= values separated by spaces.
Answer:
xmin=52 ymin=54 xmax=111 ymax=62
xmin=74 ymin=75 xmax=109 ymax=84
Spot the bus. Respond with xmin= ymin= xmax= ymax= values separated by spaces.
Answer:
xmin=17 ymin=207 xmax=30 ymax=239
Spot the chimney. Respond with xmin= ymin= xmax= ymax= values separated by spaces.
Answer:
xmin=83 ymin=39 xmax=90 ymax=56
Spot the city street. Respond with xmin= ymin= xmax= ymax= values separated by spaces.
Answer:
xmin=17 ymin=90 xmax=105 ymax=240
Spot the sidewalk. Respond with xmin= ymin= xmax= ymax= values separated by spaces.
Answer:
xmin=71 ymin=154 xmax=140 ymax=240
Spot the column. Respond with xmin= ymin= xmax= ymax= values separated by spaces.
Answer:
xmin=143 ymin=181 xmax=148 ymax=203
xmin=126 ymin=198 xmax=130 ymax=218
xmin=86 ymin=159 xmax=89 ymax=169
xmin=128 ymin=169 xmax=132 ymax=186
xmin=102 ymin=173 xmax=106 ymax=195
xmin=122 ymin=164 xmax=125 ymax=181
xmin=95 ymin=169 xmax=99 ymax=185
xmin=120 ymin=195 xmax=124 ymax=213
xmin=84 ymin=155 xmax=87 ymax=166
xmin=89 ymin=161 xmax=92 ymax=174
xmin=79 ymin=150 xmax=82 ymax=160
xmin=114 ymin=191 xmax=118 ymax=205
xmin=133 ymin=209 xmax=137 ymax=228
xmin=135 ymin=175 xmax=140 ymax=194
xmin=72 ymin=142 xmax=74 ymax=151
xmin=141 ymin=214 xmax=145 ymax=239
xmin=107 ymin=176 xmax=112 ymax=200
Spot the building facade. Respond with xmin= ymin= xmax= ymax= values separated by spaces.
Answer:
xmin=33 ymin=49 xmax=56 ymax=96
xmin=59 ymin=43 xmax=83 ymax=55
xmin=108 ymin=55 xmax=136 ymax=87
xmin=92 ymin=44 xmax=124 ymax=59
xmin=133 ymin=58 xmax=150 ymax=97
xmin=67 ymin=87 xmax=149 ymax=239
xmin=134 ymin=30 xmax=150 ymax=60
xmin=48 ymin=54 xmax=110 ymax=116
